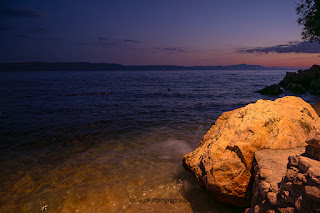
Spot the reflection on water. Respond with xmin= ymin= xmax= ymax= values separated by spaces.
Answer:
xmin=1 ymin=69 xmax=316 ymax=212
xmin=1 ymin=127 xmax=242 ymax=212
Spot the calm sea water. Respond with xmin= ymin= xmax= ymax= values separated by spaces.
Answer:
xmin=0 ymin=70 xmax=318 ymax=212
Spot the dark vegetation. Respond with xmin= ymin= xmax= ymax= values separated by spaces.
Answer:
xmin=297 ymin=0 xmax=320 ymax=42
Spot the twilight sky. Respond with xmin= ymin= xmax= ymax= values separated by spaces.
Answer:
xmin=1 ymin=0 xmax=320 ymax=67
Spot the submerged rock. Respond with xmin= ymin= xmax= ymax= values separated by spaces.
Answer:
xmin=256 ymin=84 xmax=283 ymax=95
xmin=183 ymin=96 xmax=320 ymax=207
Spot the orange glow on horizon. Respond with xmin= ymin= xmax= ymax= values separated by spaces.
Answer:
xmin=161 ymin=52 xmax=320 ymax=68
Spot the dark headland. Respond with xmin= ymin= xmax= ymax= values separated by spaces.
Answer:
xmin=0 ymin=62 xmax=300 ymax=71
xmin=257 ymin=64 xmax=320 ymax=95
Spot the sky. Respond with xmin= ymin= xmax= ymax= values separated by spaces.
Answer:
xmin=1 ymin=0 xmax=320 ymax=68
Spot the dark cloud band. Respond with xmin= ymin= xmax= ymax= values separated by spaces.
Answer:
xmin=97 ymin=36 xmax=141 ymax=48
xmin=159 ymin=47 xmax=186 ymax=52
xmin=0 ymin=8 xmax=44 ymax=18
xmin=236 ymin=41 xmax=320 ymax=54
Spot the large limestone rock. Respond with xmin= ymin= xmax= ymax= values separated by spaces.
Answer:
xmin=183 ymin=96 xmax=320 ymax=207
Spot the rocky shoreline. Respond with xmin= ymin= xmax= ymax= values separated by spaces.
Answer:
xmin=183 ymin=96 xmax=320 ymax=212
xmin=246 ymin=140 xmax=320 ymax=212
xmin=257 ymin=65 xmax=320 ymax=95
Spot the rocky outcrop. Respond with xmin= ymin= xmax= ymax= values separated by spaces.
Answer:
xmin=305 ymin=130 xmax=320 ymax=161
xmin=249 ymin=148 xmax=306 ymax=209
xmin=310 ymin=78 xmax=320 ymax=92
xmin=245 ymin=132 xmax=320 ymax=213
xmin=256 ymin=65 xmax=320 ymax=95
xmin=256 ymin=84 xmax=283 ymax=95
xmin=183 ymin=96 xmax=320 ymax=207
xmin=280 ymin=65 xmax=320 ymax=94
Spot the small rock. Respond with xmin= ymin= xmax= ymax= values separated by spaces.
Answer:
xmin=259 ymin=181 xmax=271 ymax=197
xmin=305 ymin=145 xmax=320 ymax=161
xmin=267 ymin=192 xmax=278 ymax=206
xmin=288 ymin=155 xmax=299 ymax=167
xmin=295 ymin=195 xmax=303 ymax=213
xmin=307 ymin=166 xmax=320 ymax=185
xmin=293 ymin=173 xmax=307 ymax=190
xmin=245 ymin=204 xmax=265 ymax=213
xmin=306 ymin=130 xmax=320 ymax=148
xmin=285 ymin=167 xmax=299 ymax=182
xmin=256 ymin=84 xmax=283 ymax=95
xmin=281 ymin=190 xmax=295 ymax=204
xmin=296 ymin=173 xmax=307 ymax=183
xmin=305 ymin=185 xmax=320 ymax=202
xmin=298 ymin=157 xmax=313 ymax=172
xmin=277 ymin=207 xmax=295 ymax=213
xmin=260 ymin=169 xmax=273 ymax=179
xmin=281 ymin=182 xmax=293 ymax=193
xmin=305 ymin=130 xmax=320 ymax=160
xmin=294 ymin=194 xmax=313 ymax=213
xmin=253 ymin=204 xmax=264 ymax=213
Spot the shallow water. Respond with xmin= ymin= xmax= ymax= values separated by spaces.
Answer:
xmin=0 ymin=70 xmax=318 ymax=212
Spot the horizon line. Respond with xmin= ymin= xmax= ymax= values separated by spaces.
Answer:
xmin=0 ymin=61 xmax=309 ymax=69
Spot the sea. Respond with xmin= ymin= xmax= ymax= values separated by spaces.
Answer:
xmin=0 ymin=69 xmax=318 ymax=212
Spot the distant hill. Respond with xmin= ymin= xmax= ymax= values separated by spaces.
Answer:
xmin=0 ymin=62 xmax=298 ymax=71
xmin=125 ymin=64 xmax=269 ymax=70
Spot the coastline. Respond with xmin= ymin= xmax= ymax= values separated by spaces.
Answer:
xmin=1 ymin=69 xmax=319 ymax=212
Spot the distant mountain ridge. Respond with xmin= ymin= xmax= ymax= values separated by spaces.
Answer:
xmin=0 ymin=62 xmax=299 ymax=71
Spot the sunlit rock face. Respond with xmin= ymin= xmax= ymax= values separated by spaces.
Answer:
xmin=183 ymin=96 xmax=320 ymax=207
xmin=246 ymin=141 xmax=320 ymax=213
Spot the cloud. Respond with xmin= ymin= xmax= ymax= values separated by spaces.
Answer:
xmin=97 ymin=37 xmax=121 ymax=47
xmin=97 ymin=36 xmax=141 ymax=47
xmin=16 ymin=33 xmax=61 ymax=41
xmin=122 ymin=39 xmax=141 ymax=43
xmin=158 ymin=47 xmax=186 ymax=53
xmin=236 ymin=41 xmax=320 ymax=54
xmin=0 ymin=8 xmax=45 ymax=18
